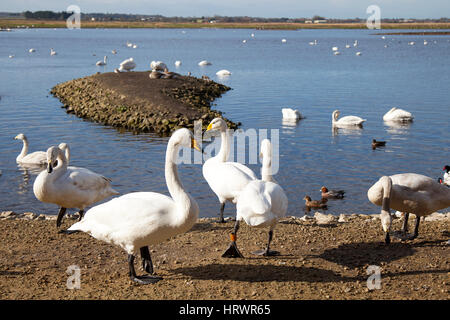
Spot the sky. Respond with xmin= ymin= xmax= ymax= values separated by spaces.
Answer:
xmin=1 ymin=0 xmax=449 ymax=19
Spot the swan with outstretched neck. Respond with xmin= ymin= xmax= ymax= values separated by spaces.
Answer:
xmin=222 ymin=139 xmax=288 ymax=258
xmin=14 ymin=133 xmax=46 ymax=166
xmin=33 ymin=144 xmax=119 ymax=228
xmin=367 ymin=173 xmax=450 ymax=244
xmin=65 ymin=128 xmax=202 ymax=284
xmin=202 ymin=118 xmax=257 ymax=222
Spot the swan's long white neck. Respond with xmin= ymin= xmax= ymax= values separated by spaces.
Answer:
xmin=18 ymin=138 xmax=29 ymax=159
xmin=332 ymin=111 xmax=339 ymax=124
xmin=215 ymin=128 xmax=230 ymax=162
xmin=50 ymin=149 xmax=69 ymax=181
xmin=165 ymin=142 xmax=194 ymax=219
xmin=261 ymin=150 xmax=275 ymax=183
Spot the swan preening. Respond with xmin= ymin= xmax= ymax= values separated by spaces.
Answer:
xmin=282 ymin=108 xmax=302 ymax=120
xmin=367 ymin=173 xmax=450 ymax=244
xmin=332 ymin=110 xmax=366 ymax=127
xmin=222 ymin=139 xmax=288 ymax=258
xmin=383 ymin=107 xmax=414 ymax=122
xmin=96 ymin=56 xmax=107 ymax=66
xmin=118 ymin=58 xmax=136 ymax=72
xmin=14 ymin=133 xmax=46 ymax=166
xmin=66 ymin=128 xmax=202 ymax=284
xmin=33 ymin=144 xmax=119 ymax=228
xmin=202 ymin=118 xmax=257 ymax=222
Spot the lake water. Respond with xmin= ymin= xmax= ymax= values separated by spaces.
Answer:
xmin=0 ymin=28 xmax=449 ymax=218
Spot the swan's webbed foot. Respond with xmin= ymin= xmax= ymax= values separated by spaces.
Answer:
xmin=58 ymin=229 xmax=80 ymax=235
xmin=222 ymin=242 xmax=244 ymax=258
xmin=391 ymin=231 xmax=418 ymax=241
xmin=130 ymin=274 xmax=162 ymax=285
xmin=251 ymin=249 xmax=279 ymax=256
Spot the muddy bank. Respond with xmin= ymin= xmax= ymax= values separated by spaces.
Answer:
xmin=50 ymin=72 xmax=239 ymax=136
xmin=0 ymin=210 xmax=448 ymax=300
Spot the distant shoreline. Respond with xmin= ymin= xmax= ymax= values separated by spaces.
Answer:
xmin=1 ymin=19 xmax=450 ymax=30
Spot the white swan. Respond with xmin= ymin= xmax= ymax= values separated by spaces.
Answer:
xmin=367 ymin=173 xmax=450 ymax=244
xmin=281 ymin=39 xmax=287 ymax=43
xmin=96 ymin=56 xmax=107 ymax=66
xmin=119 ymin=58 xmax=136 ymax=72
xmin=382 ymin=107 xmax=413 ymax=122
xmin=198 ymin=60 xmax=212 ymax=66
xmin=150 ymin=60 xmax=167 ymax=71
xmin=203 ymin=118 xmax=257 ymax=222
xmin=14 ymin=133 xmax=46 ymax=166
xmin=111 ymin=49 xmax=117 ymax=54
xmin=332 ymin=110 xmax=366 ymax=127
xmin=223 ymin=139 xmax=288 ymax=258
xmin=216 ymin=69 xmax=231 ymax=76
xmin=332 ymin=46 xmax=338 ymax=51
xmin=356 ymin=52 xmax=362 ymax=56
xmin=443 ymin=165 xmax=450 ymax=186
xmin=29 ymin=48 xmax=36 ymax=53
xmin=33 ymin=145 xmax=119 ymax=228
xmin=50 ymin=48 xmax=57 ymax=56
xmin=174 ymin=60 xmax=182 ymax=67
xmin=66 ymin=128 xmax=201 ymax=284
xmin=334 ymin=51 xmax=341 ymax=55
xmin=282 ymin=108 xmax=302 ymax=120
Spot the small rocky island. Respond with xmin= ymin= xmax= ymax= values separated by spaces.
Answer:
xmin=51 ymin=72 xmax=239 ymax=135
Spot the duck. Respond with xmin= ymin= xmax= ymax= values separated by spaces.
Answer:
xmin=332 ymin=110 xmax=366 ymax=127
xmin=33 ymin=145 xmax=119 ymax=228
xmin=14 ymin=133 xmax=46 ymax=166
xmin=281 ymin=108 xmax=302 ymax=120
xmin=150 ymin=61 xmax=167 ymax=71
xmin=96 ymin=56 xmax=107 ymax=66
xmin=202 ymin=118 xmax=257 ymax=223
xmin=383 ymin=107 xmax=413 ymax=122
xmin=443 ymin=165 xmax=450 ymax=186
xmin=222 ymin=139 xmax=288 ymax=258
xmin=367 ymin=173 xmax=450 ymax=244
xmin=65 ymin=128 xmax=201 ymax=284
xmin=216 ymin=69 xmax=231 ymax=76
xmin=303 ymin=195 xmax=328 ymax=209
xmin=119 ymin=58 xmax=136 ymax=72
xmin=372 ymin=139 xmax=386 ymax=149
xmin=198 ymin=60 xmax=212 ymax=66
xmin=320 ymin=186 xmax=345 ymax=199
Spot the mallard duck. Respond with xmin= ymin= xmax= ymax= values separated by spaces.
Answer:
xmin=320 ymin=186 xmax=345 ymax=199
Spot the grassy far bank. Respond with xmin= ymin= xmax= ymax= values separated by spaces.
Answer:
xmin=2 ymin=19 xmax=450 ymax=30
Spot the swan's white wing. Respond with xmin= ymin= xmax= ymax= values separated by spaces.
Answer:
xmin=65 ymin=167 xmax=115 ymax=192
xmin=339 ymin=115 xmax=366 ymax=123
xmin=20 ymin=151 xmax=47 ymax=165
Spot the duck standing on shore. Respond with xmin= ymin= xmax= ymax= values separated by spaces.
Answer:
xmin=33 ymin=145 xmax=119 ymax=228
xmin=65 ymin=129 xmax=202 ymax=284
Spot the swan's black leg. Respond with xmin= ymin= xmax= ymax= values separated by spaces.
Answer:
xmin=385 ymin=232 xmax=391 ymax=244
xmin=77 ymin=209 xmax=85 ymax=221
xmin=408 ymin=216 xmax=421 ymax=240
xmin=56 ymin=207 xmax=67 ymax=228
xmin=222 ymin=220 xmax=244 ymax=258
xmin=140 ymin=246 xmax=154 ymax=274
xmin=252 ymin=229 xmax=279 ymax=256
xmin=218 ymin=203 xmax=225 ymax=223
xmin=128 ymin=254 xmax=162 ymax=285
xmin=402 ymin=212 xmax=409 ymax=234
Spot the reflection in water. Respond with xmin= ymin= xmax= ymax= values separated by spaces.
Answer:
xmin=282 ymin=118 xmax=301 ymax=128
xmin=384 ymin=120 xmax=412 ymax=135
xmin=331 ymin=125 xmax=363 ymax=137
xmin=17 ymin=164 xmax=44 ymax=195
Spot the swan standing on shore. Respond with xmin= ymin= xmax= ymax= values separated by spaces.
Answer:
xmin=223 ymin=139 xmax=288 ymax=258
xmin=14 ymin=133 xmax=46 ymax=166
xmin=150 ymin=61 xmax=167 ymax=71
xmin=443 ymin=165 xmax=450 ymax=186
xmin=383 ymin=107 xmax=414 ymax=122
xmin=367 ymin=173 xmax=450 ymax=244
xmin=203 ymin=118 xmax=257 ymax=223
xmin=66 ymin=128 xmax=202 ymax=284
xmin=332 ymin=110 xmax=366 ymax=127
xmin=118 ymin=58 xmax=136 ymax=72
xmin=96 ymin=56 xmax=107 ymax=66
xmin=33 ymin=145 xmax=119 ymax=228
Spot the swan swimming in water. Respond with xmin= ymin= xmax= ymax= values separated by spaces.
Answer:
xmin=216 ymin=69 xmax=231 ymax=76
xmin=96 ymin=56 xmax=107 ymax=66
xmin=382 ymin=107 xmax=413 ymax=122
xmin=332 ymin=110 xmax=366 ymax=127
xmin=198 ymin=60 xmax=212 ymax=66
xmin=202 ymin=118 xmax=257 ymax=223
xmin=14 ymin=133 xmax=46 ymax=166
xmin=50 ymin=48 xmax=57 ymax=56
xmin=33 ymin=144 xmax=119 ymax=228
xmin=222 ymin=139 xmax=288 ymax=258
xmin=367 ymin=173 xmax=450 ymax=244
xmin=281 ymin=108 xmax=302 ymax=120
xmin=65 ymin=128 xmax=202 ymax=284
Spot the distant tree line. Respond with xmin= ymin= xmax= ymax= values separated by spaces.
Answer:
xmin=18 ymin=11 xmax=449 ymax=23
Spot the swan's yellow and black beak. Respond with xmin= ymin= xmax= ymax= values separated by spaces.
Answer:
xmin=206 ymin=123 xmax=213 ymax=131
xmin=191 ymin=138 xmax=202 ymax=153
xmin=47 ymin=161 xmax=53 ymax=173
